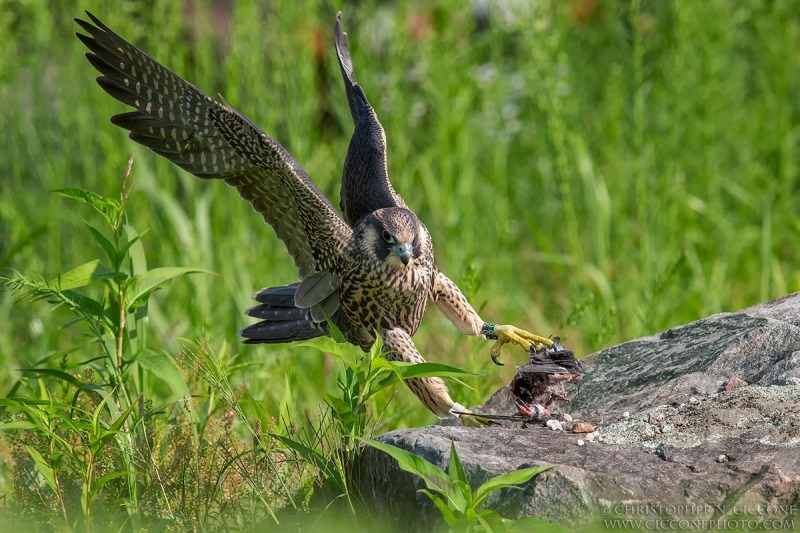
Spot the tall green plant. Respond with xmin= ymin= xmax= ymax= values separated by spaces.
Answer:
xmin=272 ymin=334 xmax=477 ymax=512
xmin=2 ymin=156 xmax=204 ymax=404
xmin=0 ymin=158 xmax=297 ymax=530
xmin=360 ymin=438 xmax=567 ymax=532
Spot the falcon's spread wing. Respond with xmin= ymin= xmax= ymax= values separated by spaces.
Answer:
xmin=334 ymin=13 xmax=406 ymax=227
xmin=75 ymin=12 xmax=351 ymax=278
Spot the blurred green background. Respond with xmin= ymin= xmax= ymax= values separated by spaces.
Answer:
xmin=1 ymin=0 xmax=798 ymax=427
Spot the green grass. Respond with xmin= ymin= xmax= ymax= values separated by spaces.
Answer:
xmin=0 ymin=0 xmax=799 ymax=529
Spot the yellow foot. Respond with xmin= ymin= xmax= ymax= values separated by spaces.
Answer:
xmin=459 ymin=408 xmax=498 ymax=427
xmin=449 ymin=403 xmax=497 ymax=427
xmin=485 ymin=324 xmax=553 ymax=366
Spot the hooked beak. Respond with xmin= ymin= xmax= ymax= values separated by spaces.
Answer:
xmin=391 ymin=243 xmax=412 ymax=266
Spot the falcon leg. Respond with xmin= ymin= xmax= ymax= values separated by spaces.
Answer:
xmin=431 ymin=272 xmax=552 ymax=366
xmin=382 ymin=328 xmax=492 ymax=427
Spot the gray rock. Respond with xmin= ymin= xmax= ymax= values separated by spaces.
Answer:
xmin=569 ymin=292 xmax=800 ymax=422
xmin=357 ymin=293 xmax=800 ymax=530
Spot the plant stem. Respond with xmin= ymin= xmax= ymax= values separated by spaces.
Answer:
xmin=53 ymin=470 xmax=69 ymax=526
xmin=117 ymin=283 xmax=125 ymax=373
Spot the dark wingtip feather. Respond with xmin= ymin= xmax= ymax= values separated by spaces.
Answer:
xmin=334 ymin=12 xmax=354 ymax=83
xmin=85 ymin=11 xmax=109 ymax=31
xmin=334 ymin=11 xmax=373 ymax=126
xmin=109 ymin=111 xmax=145 ymax=130
xmin=76 ymin=32 xmax=100 ymax=54
xmin=84 ymin=51 xmax=114 ymax=76
xmin=128 ymin=132 xmax=181 ymax=153
xmin=95 ymin=76 xmax=139 ymax=108
xmin=74 ymin=19 xmax=94 ymax=34
xmin=75 ymin=12 xmax=112 ymax=41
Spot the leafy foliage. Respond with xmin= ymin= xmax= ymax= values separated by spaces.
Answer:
xmin=0 ymin=172 xmax=306 ymax=530
xmin=274 ymin=333 xmax=476 ymax=512
xmin=360 ymin=438 xmax=566 ymax=532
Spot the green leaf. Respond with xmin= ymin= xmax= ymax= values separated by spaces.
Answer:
xmin=81 ymin=479 xmax=89 ymax=517
xmin=328 ymin=319 xmax=346 ymax=343
xmin=451 ymin=479 xmax=472 ymax=515
xmin=240 ymin=391 xmax=271 ymax=428
xmin=448 ymin=441 xmax=467 ymax=484
xmin=20 ymin=368 xmax=83 ymax=387
xmin=123 ymin=224 xmax=147 ymax=276
xmin=477 ymin=509 xmax=507 ymax=532
xmin=124 ymin=267 xmax=210 ymax=310
xmin=53 ymin=188 xmax=120 ymax=229
xmin=294 ymin=337 xmax=360 ymax=366
xmin=70 ymin=384 xmax=106 ymax=413
xmin=473 ymin=465 xmax=554 ymax=509
xmin=90 ymin=396 xmax=137 ymax=456
xmin=89 ymin=470 xmax=133 ymax=499
xmin=33 ymin=347 xmax=84 ymax=368
xmin=116 ymin=233 xmax=143 ymax=265
xmin=367 ymin=370 xmax=402 ymax=395
xmin=324 ymin=397 xmax=357 ymax=432
xmin=135 ymin=349 xmax=190 ymax=399
xmin=0 ymin=397 xmax=74 ymax=410
xmin=0 ymin=420 xmax=36 ymax=430
xmin=24 ymin=445 xmax=58 ymax=495
xmin=368 ymin=333 xmax=384 ymax=359
xmin=91 ymin=388 xmax=115 ymax=436
xmin=106 ymin=396 xmax=137 ymax=435
xmin=50 ymin=260 xmax=116 ymax=291
xmin=420 ymin=489 xmax=459 ymax=526
xmin=60 ymin=290 xmax=108 ymax=324
xmin=270 ymin=433 xmax=339 ymax=484
xmin=380 ymin=359 xmax=478 ymax=380
xmin=358 ymin=438 xmax=455 ymax=501
xmin=322 ymin=392 xmax=354 ymax=420
xmin=85 ymin=223 xmax=118 ymax=267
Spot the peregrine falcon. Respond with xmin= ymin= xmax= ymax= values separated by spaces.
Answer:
xmin=75 ymin=11 xmax=557 ymax=424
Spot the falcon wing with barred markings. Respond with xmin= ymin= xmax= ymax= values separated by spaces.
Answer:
xmin=76 ymin=12 xmax=351 ymax=279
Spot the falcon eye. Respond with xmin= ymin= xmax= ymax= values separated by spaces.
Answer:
xmin=382 ymin=230 xmax=394 ymax=244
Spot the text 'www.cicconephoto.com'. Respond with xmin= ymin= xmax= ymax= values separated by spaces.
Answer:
xmin=600 ymin=503 xmax=797 ymax=530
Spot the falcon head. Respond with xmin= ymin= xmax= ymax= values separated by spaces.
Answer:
xmin=354 ymin=207 xmax=428 ymax=270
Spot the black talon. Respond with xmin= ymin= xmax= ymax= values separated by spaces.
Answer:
xmin=491 ymin=354 xmax=504 ymax=366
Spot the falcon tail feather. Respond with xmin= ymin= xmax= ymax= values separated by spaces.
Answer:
xmin=241 ymin=284 xmax=329 ymax=344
